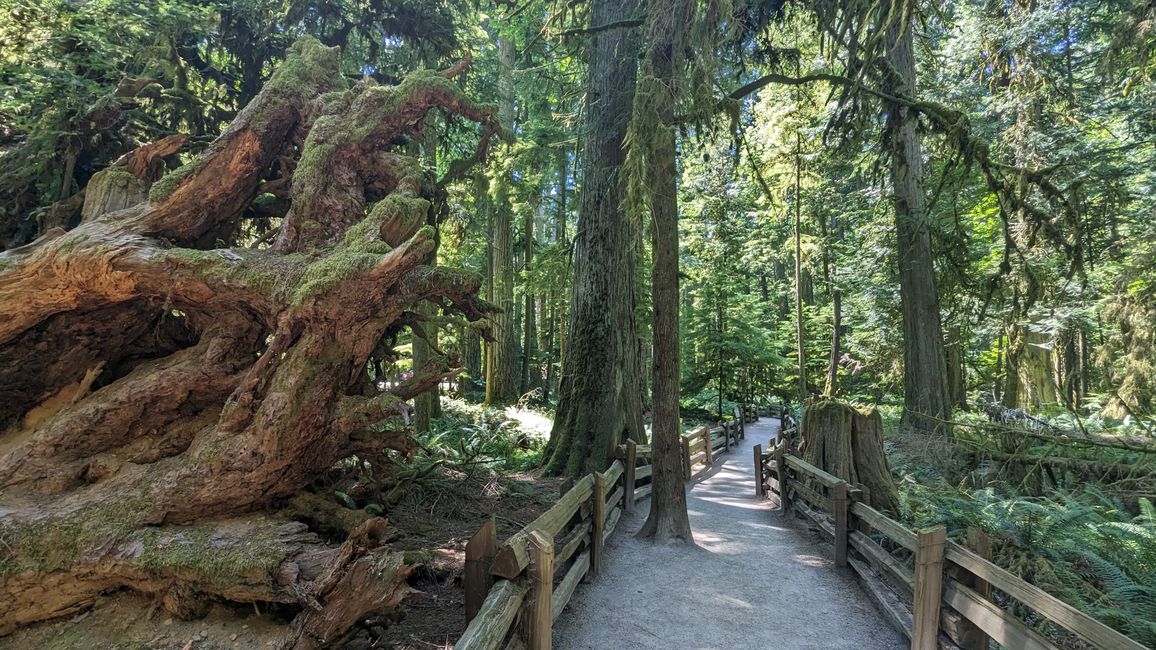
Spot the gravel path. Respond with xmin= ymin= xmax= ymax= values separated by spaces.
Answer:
xmin=552 ymin=418 xmax=906 ymax=650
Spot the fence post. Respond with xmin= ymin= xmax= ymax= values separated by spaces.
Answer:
xmin=775 ymin=446 xmax=790 ymax=513
xmin=754 ymin=444 xmax=764 ymax=497
xmin=912 ymin=526 xmax=947 ymax=650
xmin=723 ymin=422 xmax=731 ymax=451
xmin=832 ymin=482 xmax=848 ymax=568
xmin=592 ymin=471 xmax=606 ymax=577
xmin=682 ymin=435 xmax=691 ymax=480
xmin=525 ymin=530 xmax=554 ymax=650
xmin=624 ymin=440 xmax=637 ymax=514
xmin=960 ymin=527 xmax=993 ymax=650
xmin=464 ymin=517 xmax=497 ymax=623
xmin=704 ymin=428 xmax=713 ymax=467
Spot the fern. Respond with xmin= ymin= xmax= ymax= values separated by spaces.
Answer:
xmin=900 ymin=483 xmax=1156 ymax=645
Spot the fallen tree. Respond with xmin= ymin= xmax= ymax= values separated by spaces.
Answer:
xmin=0 ymin=37 xmax=500 ymax=647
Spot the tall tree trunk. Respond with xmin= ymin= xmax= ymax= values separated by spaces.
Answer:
xmin=882 ymin=14 xmax=952 ymax=435
xmin=486 ymin=36 xmax=519 ymax=405
xmin=825 ymin=288 xmax=841 ymax=397
xmin=794 ymin=132 xmax=807 ymax=403
xmin=544 ymin=0 xmax=645 ymax=477
xmin=638 ymin=0 xmax=692 ymax=544
xmin=520 ymin=196 xmax=536 ymax=396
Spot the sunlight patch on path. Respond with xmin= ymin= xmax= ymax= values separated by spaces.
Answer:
xmin=553 ymin=418 xmax=906 ymax=650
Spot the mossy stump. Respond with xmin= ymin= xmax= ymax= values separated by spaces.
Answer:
xmin=799 ymin=398 xmax=900 ymax=514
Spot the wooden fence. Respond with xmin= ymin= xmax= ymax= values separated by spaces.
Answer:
xmin=755 ymin=441 xmax=1148 ymax=650
xmin=456 ymin=404 xmax=763 ymax=650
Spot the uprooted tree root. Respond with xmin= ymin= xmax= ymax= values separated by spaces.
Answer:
xmin=0 ymin=37 xmax=500 ymax=647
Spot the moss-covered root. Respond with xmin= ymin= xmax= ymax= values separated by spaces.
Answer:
xmin=142 ymin=37 xmax=344 ymax=244
xmin=0 ymin=510 xmax=414 ymax=645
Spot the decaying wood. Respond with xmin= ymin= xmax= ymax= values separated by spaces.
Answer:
xmin=0 ymin=35 xmax=500 ymax=641
xmin=799 ymin=398 xmax=900 ymax=513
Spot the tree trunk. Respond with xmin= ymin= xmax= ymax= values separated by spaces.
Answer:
xmin=0 ymin=38 xmax=500 ymax=641
xmin=825 ymin=289 xmax=841 ymax=397
xmin=520 ymin=193 xmax=537 ymax=396
xmin=544 ymin=0 xmax=645 ymax=477
xmin=882 ymin=15 xmax=952 ymax=436
xmin=794 ymin=132 xmax=807 ymax=403
xmin=486 ymin=36 xmax=519 ymax=405
xmin=637 ymin=0 xmax=692 ymax=544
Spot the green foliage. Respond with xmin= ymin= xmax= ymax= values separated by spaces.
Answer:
xmin=901 ymin=484 xmax=1156 ymax=644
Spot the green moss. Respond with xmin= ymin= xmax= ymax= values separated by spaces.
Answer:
xmin=55 ymin=232 xmax=89 ymax=253
xmin=0 ymin=496 xmax=152 ymax=578
xmin=133 ymin=525 xmax=285 ymax=586
xmin=291 ymin=250 xmax=383 ymax=305
xmin=148 ymin=156 xmax=204 ymax=203
xmin=157 ymin=248 xmax=308 ymax=300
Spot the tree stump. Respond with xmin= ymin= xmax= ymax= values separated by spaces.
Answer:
xmin=799 ymin=398 xmax=900 ymax=513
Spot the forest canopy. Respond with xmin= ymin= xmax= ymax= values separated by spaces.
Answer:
xmin=1 ymin=0 xmax=1155 ymax=647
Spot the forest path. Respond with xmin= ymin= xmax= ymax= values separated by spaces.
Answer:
xmin=552 ymin=418 xmax=905 ymax=650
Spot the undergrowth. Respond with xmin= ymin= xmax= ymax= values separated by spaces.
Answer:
xmin=882 ymin=406 xmax=1156 ymax=646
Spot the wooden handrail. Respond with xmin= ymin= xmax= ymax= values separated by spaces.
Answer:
xmin=462 ymin=409 xmax=754 ymax=650
xmin=760 ymin=448 xmax=1150 ymax=650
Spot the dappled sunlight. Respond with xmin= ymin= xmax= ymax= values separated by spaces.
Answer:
xmin=554 ymin=420 xmax=903 ymax=650
xmin=504 ymin=405 xmax=553 ymax=440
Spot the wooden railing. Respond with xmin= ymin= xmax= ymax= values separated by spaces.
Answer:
xmin=755 ymin=442 xmax=1148 ymax=650
xmin=457 ymin=404 xmax=763 ymax=649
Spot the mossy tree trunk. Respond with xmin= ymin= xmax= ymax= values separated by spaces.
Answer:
xmin=637 ymin=0 xmax=693 ymax=545
xmin=799 ymin=399 xmax=900 ymax=514
xmin=0 ymin=38 xmax=500 ymax=645
xmin=544 ymin=0 xmax=646 ymax=477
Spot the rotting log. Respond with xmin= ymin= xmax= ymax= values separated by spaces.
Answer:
xmin=0 ymin=36 xmax=502 ymax=641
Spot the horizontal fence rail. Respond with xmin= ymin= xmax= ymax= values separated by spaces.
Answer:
xmin=755 ymin=442 xmax=1148 ymax=650
xmin=457 ymin=404 xmax=766 ymax=649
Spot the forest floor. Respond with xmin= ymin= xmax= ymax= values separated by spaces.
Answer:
xmin=0 ymin=464 xmax=564 ymax=650
xmin=552 ymin=418 xmax=906 ymax=650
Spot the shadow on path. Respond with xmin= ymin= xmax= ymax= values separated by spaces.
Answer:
xmin=552 ymin=419 xmax=906 ymax=650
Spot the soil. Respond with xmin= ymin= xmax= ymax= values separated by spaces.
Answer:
xmin=0 ymin=470 xmax=564 ymax=650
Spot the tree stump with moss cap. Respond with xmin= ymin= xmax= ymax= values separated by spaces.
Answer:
xmin=0 ymin=36 xmax=503 ymax=643
xmin=798 ymin=398 xmax=900 ymax=514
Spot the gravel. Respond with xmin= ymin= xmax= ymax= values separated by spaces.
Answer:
xmin=552 ymin=419 xmax=906 ymax=650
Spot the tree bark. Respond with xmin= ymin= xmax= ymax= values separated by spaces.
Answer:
xmin=486 ymin=36 xmax=519 ymax=405
xmin=544 ymin=0 xmax=645 ymax=477
xmin=0 ymin=38 xmax=500 ymax=641
xmin=825 ymin=289 xmax=842 ymax=397
xmin=882 ymin=14 xmax=952 ymax=436
xmin=799 ymin=399 xmax=900 ymax=514
xmin=637 ymin=0 xmax=693 ymax=544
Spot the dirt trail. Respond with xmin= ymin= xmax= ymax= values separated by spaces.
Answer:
xmin=553 ymin=418 xmax=905 ymax=650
